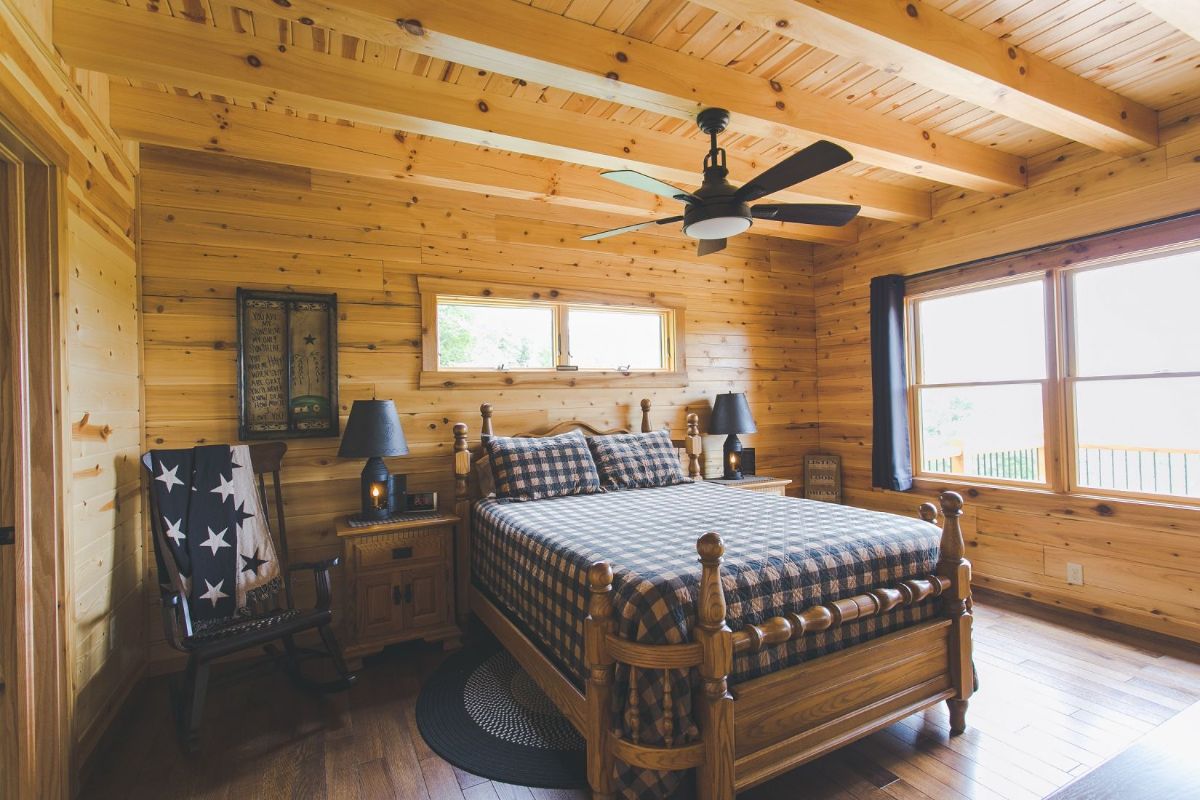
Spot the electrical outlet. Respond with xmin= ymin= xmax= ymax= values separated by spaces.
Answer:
xmin=1066 ymin=562 xmax=1084 ymax=586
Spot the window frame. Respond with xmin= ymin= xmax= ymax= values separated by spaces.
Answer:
xmin=417 ymin=276 xmax=687 ymax=389
xmin=904 ymin=233 xmax=1200 ymax=507
xmin=906 ymin=272 xmax=1061 ymax=491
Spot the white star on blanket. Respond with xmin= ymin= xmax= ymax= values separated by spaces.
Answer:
xmin=198 ymin=579 xmax=228 ymax=607
xmin=199 ymin=526 xmax=231 ymax=556
xmin=155 ymin=463 xmax=184 ymax=493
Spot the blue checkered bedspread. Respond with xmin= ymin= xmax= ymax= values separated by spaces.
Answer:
xmin=471 ymin=481 xmax=943 ymax=798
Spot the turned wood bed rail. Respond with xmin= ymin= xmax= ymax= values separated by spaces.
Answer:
xmin=452 ymin=400 xmax=974 ymax=800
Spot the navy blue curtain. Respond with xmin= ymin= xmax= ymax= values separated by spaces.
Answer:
xmin=870 ymin=275 xmax=913 ymax=491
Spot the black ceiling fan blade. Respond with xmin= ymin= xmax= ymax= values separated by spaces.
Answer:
xmin=751 ymin=203 xmax=861 ymax=227
xmin=697 ymin=238 xmax=727 ymax=256
xmin=735 ymin=141 xmax=854 ymax=203
xmin=600 ymin=170 xmax=701 ymax=204
xmin=580 ymin=215 xmax=684 ymax=241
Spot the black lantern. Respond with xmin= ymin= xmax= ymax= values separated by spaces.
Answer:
xmin=338 ymin=399 xmax=409 ymax=523
xmin=709 ymin=392 xmax=756 ymax=480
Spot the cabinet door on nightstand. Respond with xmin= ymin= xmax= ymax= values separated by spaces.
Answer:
xmin=401 ymin=564 xmax=447 ymax=630
xmin=356 ymin=570 xmax=402 ymax=641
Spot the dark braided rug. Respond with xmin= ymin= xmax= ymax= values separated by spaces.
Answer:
xmin=415 ymin=636 xmax=587 ymax=789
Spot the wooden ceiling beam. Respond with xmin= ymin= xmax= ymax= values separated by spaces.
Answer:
xmin=691 ymin=0 xmax=1158 ymax=156
xmin=108 ymin=84 xmax=857 ymax=245
xmin=1132 ymin=2 xmax=1200 ymax=44
xmin=52 ymin=0 xmax=924 ymax=226
xmin=228 ymin=0 xmax=1024 ymax=193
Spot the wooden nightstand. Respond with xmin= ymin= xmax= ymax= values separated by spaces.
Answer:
xmin=335 ymin=513 xmax=462 ymax=660
xmin=706 ymin=476 xmax=793 ymax=496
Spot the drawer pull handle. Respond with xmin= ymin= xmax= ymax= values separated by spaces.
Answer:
xmin=391 ymin=547 xmax=413 ymax=560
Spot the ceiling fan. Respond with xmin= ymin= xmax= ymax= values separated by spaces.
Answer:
xmin=581 ymin=108 xmax=861 ymax=256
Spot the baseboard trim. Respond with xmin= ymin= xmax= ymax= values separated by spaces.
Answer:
xmin=973 ymin=586 xmax=1200 ymax=664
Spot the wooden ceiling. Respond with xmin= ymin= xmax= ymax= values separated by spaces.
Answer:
xmin=53 ymin=0 xmax=1200 ymax=247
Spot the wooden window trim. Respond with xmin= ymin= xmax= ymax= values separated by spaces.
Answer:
xmin=905 ymin=219 xmax=1200 ymax=508
xmin=417 ymin=276 xmax=687 ymax=389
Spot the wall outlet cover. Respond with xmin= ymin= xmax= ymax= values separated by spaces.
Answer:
xmin=1066 ymin=562 xmax=1084 ymax=585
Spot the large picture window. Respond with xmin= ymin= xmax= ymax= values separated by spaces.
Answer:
xmin=418 ymin=276 xmax=684 ymax=388
xmin=908 ymin=244 xmax=1200 ymax=503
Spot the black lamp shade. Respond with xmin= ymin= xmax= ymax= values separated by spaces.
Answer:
xmin=338 ymin=400 xmax=409 ymax=458
xmin=709 ymin=392 xmax=757 ymax=435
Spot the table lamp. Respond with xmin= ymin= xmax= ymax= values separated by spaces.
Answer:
xmin=338 ymin=399 xmax=409 ymax=522
xmin=709 ymin=392 xmax=756 ymax=480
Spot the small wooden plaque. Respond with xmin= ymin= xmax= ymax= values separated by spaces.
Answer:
xmin=803 ymin=453 xmax=842 ymax=504
xmin=237 ymin=288 xmax=339 ymax=439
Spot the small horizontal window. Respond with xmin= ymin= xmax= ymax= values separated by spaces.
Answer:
xmin=436 ymin=301 xmax=555 ymax=370
xmin=418 ymin=277 xmax=685 ymax=388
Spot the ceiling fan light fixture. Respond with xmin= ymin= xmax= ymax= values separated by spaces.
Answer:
xmin=684 ymin=215 xmax=752 ymax=240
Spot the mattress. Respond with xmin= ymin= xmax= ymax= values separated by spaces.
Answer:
xmin=471 ymin=481 xmax=943 ymax=799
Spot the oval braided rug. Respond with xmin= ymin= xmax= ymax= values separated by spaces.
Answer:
xmin=415 ymin=638 xmax=587 ymax=789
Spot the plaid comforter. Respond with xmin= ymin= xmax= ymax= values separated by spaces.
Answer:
xmin=472 ymin=481 xmax=942 ymax=799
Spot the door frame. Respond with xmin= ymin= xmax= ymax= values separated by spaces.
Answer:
xmin=0 ymin=116 xmax=72 ymax=800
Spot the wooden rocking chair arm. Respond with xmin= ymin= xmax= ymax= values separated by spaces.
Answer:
xmin=288 ymin=558 xmax=339 ymax=611
xmin=158 ymin=582 xmax=192 ymax=652
xmin=288 ymin=556 xmax=341 ymax=572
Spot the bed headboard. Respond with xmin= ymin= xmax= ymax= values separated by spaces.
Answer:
xmin=450 ymin=398 xmax=702 ymax=625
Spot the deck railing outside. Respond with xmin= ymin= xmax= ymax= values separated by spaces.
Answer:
xmin=923 ymin=444 xmax=1200 ymax=499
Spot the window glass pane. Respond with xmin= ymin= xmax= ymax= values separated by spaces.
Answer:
xmin=1074 ymin=377 xmax=1200 ymax=499
xmin=436 ymin=302 xmax=554 ymax=369
xmin=917 ymin=280 xmax=1046 ymax=383
xmin=919 ymin=383 xmax=1045 ymax=483
xmin=569 ymin=308 xmax=665 ymax=370
xmin=1071 ymin=252 xmax=1200 ymax=376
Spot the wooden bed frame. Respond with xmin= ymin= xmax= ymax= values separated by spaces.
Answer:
xmin=451 ymin=399 xmax=973 ymax=800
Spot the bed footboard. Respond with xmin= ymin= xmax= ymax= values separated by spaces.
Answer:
xmin=583 ymin=491 xmax=974 ymax=800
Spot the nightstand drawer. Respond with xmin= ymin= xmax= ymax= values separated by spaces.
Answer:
xmin=351 ymin=528 xmax=444 ymax=571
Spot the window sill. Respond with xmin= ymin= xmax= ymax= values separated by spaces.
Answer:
xmin=419 ymin=369 xmax=688 ymax=390
xmin=909 ymin=476 xmax=1200 ymax=513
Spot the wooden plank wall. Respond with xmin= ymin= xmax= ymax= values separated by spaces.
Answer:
xmin=138 ymin=145 xmax=818 ymax=669
xmin=2 ymin=0 xmax=143 ymax=777
xmin=813 ymin=98 xmax=1200 ymax=644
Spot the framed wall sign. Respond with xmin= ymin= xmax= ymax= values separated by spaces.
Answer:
xmin=237 ymin=288 xmax=339 ymax=440
xmin=803 ymin=453 xmax=843 ymax=504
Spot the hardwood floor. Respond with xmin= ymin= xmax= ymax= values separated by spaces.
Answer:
xmin=82 ymin=596 xmax=1200 ymax=800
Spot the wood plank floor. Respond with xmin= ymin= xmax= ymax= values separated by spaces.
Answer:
xmin=82 ymin=595 xmax=1200 ymax=799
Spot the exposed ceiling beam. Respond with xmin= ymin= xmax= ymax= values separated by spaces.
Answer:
xmin=691 ymin=0 xmax=1159 ymax=156
xmin=1133 ymin=2 xmax=1200 ymax=44
xmin=228 ymin=0 xmax=1024 ymax=194
xmin=53 ymin=0 xmax=926 ymax=225
xmin=108 ymin=84 xmax=858 ymax=245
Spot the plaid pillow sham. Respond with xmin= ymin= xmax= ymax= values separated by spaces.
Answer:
xmin=486 ymin=430 xmax=602 ymax=502
xmin=588 ymin=429 xmax=691 ymax=490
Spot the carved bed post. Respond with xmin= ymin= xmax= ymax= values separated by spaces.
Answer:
xmin=685 ymin=413 xmax=702 ymax=479
xmin=585 ymin=562 xmax=617 ymax=800
xmin=639 ymin=398 xmax=652 ymax=433
xmin=694 ymin=533 xmax=735 ymax=800
xmin=935 ymin=491 xmax=973 ymax=734
xmin=480 ymin=402 xmax=494 ymax=446
xmin=453 ymin=422 xmax=472 ymax=627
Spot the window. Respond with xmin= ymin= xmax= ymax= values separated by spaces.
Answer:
xmin=418 ymin=277 xmax=684 ymax=387
xmin=907 ymin=242 xmax=1200 ymax=503
xmin=910 ymin=277 xmax=1050 ymax=486
xmin=1067 ymin=254 xmax=1200 ymax=500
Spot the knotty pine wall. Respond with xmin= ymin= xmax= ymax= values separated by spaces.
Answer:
xmin=813 ymin=98 xmax=1200 ymax=644
xmin=138 ymin=145 xmax=818 ymax=668
xmin=4 ymin=0 xmax=144 ymax=772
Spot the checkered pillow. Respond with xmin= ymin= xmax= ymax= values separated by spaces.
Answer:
xmin=487 ymin=430 xmax=601 ymax=502
xmin=588 ymin=430 xmax=691 ymax=490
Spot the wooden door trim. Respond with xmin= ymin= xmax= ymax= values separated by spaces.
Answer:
xmin=0 ymin=117 xmax=72 ymax=800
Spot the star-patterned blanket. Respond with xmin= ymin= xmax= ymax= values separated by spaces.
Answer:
xmin=144 ymin=445 xmax=282 ymax=630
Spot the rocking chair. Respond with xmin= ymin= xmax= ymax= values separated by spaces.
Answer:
xmin=145 ymin=441 xmax=357 ymax=751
